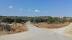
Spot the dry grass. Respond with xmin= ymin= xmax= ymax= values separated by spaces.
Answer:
xmin=33 ymin=22 xmax=70 ymax=28
xmin=0 ymin=23 xmax=28 ymax=35
xmin=10 ymin=23 xmax=28 ymax=33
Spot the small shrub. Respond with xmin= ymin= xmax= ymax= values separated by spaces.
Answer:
xmin=15 ymin=18 xmax=23 ymax=23
xmin=4 ymin=24 xmax=11 ymax=31
xmin=22 ymin=19 xmax=28 ymax=23
xmin=0 ymin=24 xmax=3 ymax=30
xmin=47 ymin=17 xmax=55 ymax=23
xmin=0 ymin=24 xmax=11 ymax=31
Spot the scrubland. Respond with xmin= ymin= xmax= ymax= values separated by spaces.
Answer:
xmin=33 ymin=22 xmax=70 ymax=28
xmin=0 ymin=23 xmax=28 ymax=35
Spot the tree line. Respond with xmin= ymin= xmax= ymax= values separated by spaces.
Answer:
xmin=1 ymin=16 xmax=72 ymax=23
xmin=2 ymin=17 xmax=28 ymax=23
xmin=30 ymin=16 xmax=69 ymax=23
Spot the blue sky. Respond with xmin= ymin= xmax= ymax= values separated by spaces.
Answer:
xmin=0 ymin=0 xmax=72 ymax=17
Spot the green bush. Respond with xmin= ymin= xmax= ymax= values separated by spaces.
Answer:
xmin=47 ymin=18 xmax=55 ymax=23
xmin=0 ymin=24 xmax=4 ymax=30
xmin=2 ymin=18 xmax=14 ymax=23
xmin=47 ymin=16 xmax=55 ymax=23
xmin=22 ymin=19 xmax=28 ymax=23
xmin=15 ymin=18 xmax=23 ymax=23
xmin=4 ymin=24 xmax=11 ymax=31
xmin=30 ymin=17 xmax=45 ymax=23
xmin=15 ymin=18 xmax=28 ymax=23
xmin=0 ymin=24 xmax=11 ymax=31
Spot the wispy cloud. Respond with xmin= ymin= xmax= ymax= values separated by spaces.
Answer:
xmin=20 ymin=8 xmax=23 ymax=12
xmin=9 ymin=6 xmax=13 ymax=8
xmin=27 ymin=9 xmax=32 ymax=12
xmin=34 ymin=10 xmax=40 ymax=12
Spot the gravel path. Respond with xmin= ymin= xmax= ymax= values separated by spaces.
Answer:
xmin=0 ymin=22 xmax=72 ymax=40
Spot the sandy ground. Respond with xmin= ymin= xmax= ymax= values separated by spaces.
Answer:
xmin=0 ymin=22 xmax=72 ymax=40
xmin=48 ymin=23 xmax=72 ymax=37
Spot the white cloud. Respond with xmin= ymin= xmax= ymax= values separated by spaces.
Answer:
xmin=34 ymin=10 xmax=40 ymax=12
xmin=9 ymin=6 xmax=13 ymax=8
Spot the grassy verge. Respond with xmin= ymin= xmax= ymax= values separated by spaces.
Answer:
xmin=33 ymin=22 xmax=70 ymax=28
xmin=0 ymin=23 xmax=28 ymax=35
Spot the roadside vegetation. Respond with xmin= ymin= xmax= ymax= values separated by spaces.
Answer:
xmin=0 ymin=17 xmax=28 ymax=35
xmin=33 ymin=22 xmax=70 ymax=28
xmin=30 ymin=16 xmax=71 ymax=28
xmin=30 ymin=16 xmax=69 ymax=23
